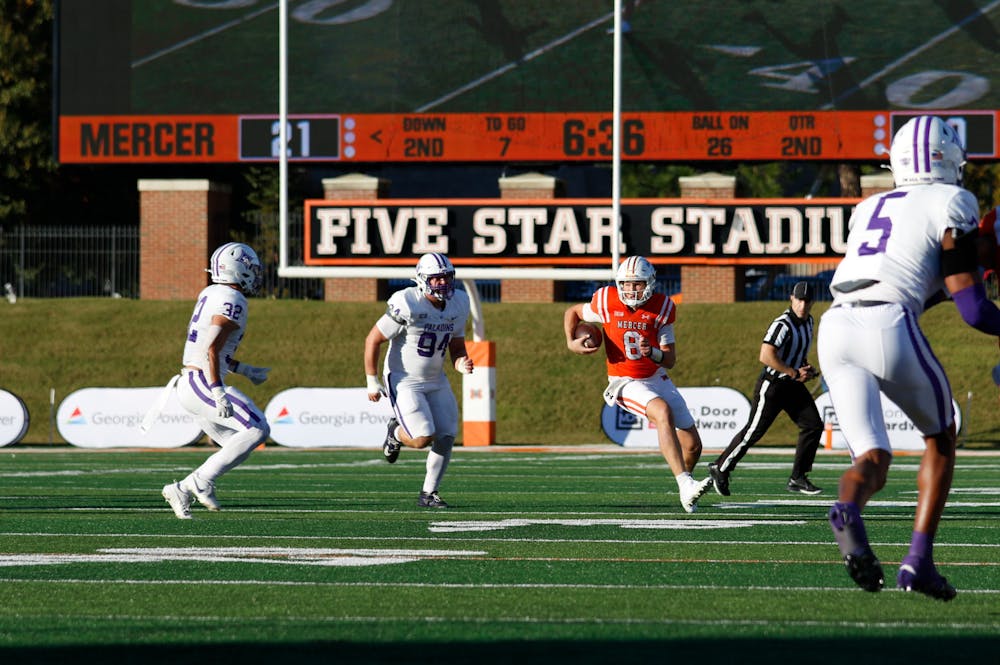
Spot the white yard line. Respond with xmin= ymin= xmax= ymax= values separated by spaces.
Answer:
xmin=821 ymin=0 xmax=1000 ymax=109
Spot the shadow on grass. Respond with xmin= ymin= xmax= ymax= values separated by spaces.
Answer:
xmin=4 ymin=637 xmax=999 ymax=665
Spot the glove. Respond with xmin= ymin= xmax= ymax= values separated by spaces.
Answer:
xmin=235 ymin=362 xmax=270 ymax=385
xmin=211 ymin=385 xmax=233 ymax=418
xmin=454 ymin=356 xmax=474 ymax=374
xmin=366 ymin=374 xmax=386 ymax=398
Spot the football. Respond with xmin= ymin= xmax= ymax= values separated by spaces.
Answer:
xmin=574 ymin=321 xmax=603 ymax=349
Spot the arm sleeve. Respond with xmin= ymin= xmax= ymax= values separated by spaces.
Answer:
xmin=952 ymin=282 xmax=1000 ymax=336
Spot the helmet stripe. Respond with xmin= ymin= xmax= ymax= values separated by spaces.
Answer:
xmin=920 ymin=115 xmax=932 ymax=174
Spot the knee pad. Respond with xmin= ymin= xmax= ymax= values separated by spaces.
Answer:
xmin=431 ymin=435 xmax=455 ymax=456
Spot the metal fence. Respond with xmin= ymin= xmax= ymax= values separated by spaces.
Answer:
xmin=0 ymin=226 xmax=140 ymax=299
xmin=0 ymin=221 xmax=832 ymax=302
xmin=0 ymin=219 xmax=323 ymax=300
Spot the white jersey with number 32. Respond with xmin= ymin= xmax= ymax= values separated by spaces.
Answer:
xmin=831 ymin=183 xmax=979 ymax=314
xmin=181 ymin=283 xmax=248 ymax=377
xmin=376 ymin=286 xmax=470 ymax=381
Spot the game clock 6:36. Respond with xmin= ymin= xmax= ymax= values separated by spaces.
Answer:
xmin=562 ymin=118 xmax=646 ymax=157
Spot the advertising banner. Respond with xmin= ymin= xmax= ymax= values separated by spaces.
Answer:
xmin=815 ymin=392 xmax=962 ymax=452
xmin=304 ymin=199 xmax=856 ymax=266
xmin=0 ymin=389 xmax=29 ymax=447
xmin=265 ymin=387 xmax=394 ymax=448
xmin=602 ymin=386 xmax=752 ymax=449
xmin=58 ymin=387 xmax=202 ymax=448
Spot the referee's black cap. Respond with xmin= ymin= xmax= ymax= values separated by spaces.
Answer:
xmin=792 ymin=281 xmax=814 ymax=301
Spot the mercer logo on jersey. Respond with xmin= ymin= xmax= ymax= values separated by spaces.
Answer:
xmin=273 ymin=406 xmax=294 ymax=425
xmin=66 ymin=407 xmax=87 ymax=425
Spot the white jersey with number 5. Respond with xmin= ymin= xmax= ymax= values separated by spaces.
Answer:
xmin=181 ymin=283 xmax=248 ymax=376
xmin=830 ymin=183 xmax=979 ymax=313
xmin=376 ymin=286 xmax=470 ymax=382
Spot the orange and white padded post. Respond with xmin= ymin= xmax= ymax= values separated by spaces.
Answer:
xmin=462 ymin=340 xmax=496 ymax=446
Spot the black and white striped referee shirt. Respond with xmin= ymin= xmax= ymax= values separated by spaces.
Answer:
xmin=761 ymin=309 xmax=814 ymax=380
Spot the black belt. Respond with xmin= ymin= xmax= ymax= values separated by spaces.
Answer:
xmin=833 ymin=300 xmax=890 ymax=308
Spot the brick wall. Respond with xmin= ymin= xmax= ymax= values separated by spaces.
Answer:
xmin=680 ymin=265 xmax=743 ymax=303
xmin=320 ymin=173 xmax=389 ymax=302
xmin=676 ymin=173 xmax=740 ymax=303
xmin=499 ymin=172 xmax=562 ymax=303
xmin=139 ymin=180 xmax=230 ymax=300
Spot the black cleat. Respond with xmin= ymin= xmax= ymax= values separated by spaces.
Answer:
xmin=383 ymin=417 xmax=401 ymax=463
xmin=708 ymin=462 xmax=730 ymax=496
xmin=417 ymin=490 xmax=449 ymax=508
xmin=843 ymin=549 xmax=885 ymax=592
xmin=787 ymin=475 xmax=823 ymax=495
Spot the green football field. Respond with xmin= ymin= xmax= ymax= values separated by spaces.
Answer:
xmin=130 ymin=0 xmax=1000 ymax=113
xmin=1 ymin=446 xmax=997 ymax=663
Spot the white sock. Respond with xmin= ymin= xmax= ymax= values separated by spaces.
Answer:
xmin=422 ymin=436 xmax=454 ymax=493
xmin=675 ymin=472 xmax=694 ymax=489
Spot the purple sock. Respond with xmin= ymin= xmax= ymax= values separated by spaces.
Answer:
xmin=828 ymin=501 xmax=870 ymax=557
xmin=907 ymin=531 xmax=933 ymax=563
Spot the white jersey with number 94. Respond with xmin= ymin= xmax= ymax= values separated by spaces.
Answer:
xmin=376 ymin=286 xmax=470 ymax=382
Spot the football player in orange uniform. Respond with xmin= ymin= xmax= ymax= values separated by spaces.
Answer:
xmin=977 ymin=206 xmax=1000 ymax=271
xmin=565 ymin=256 xmax=713 ymax=512
xmin=977 ymin=207 xmax=1000 ymax=394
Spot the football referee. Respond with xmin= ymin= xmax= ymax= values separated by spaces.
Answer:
xmin=709 ymin=281 xmax=824 ymax=496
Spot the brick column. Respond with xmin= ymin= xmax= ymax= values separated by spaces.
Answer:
xmin=139 ymin=179 xmax=230 ymax=300
xmin=677 ymin=172 xmax=742 ymax=303
xmin=860 ymin=172 xmax=894 ymax=197
xmin=498 ymin=172 xmax=564 ymax=302
xmin=320 ymin=173 xmax=390 ymax=302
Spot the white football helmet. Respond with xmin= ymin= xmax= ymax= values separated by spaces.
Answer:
xmin=615 ymin=256 xmax=657 ymax=307
xmin=207 ymin=242 xmax=262 ymax=294
xmin=414 ymin=252 xmax=456 ymax=301
xmin=889 ymin=115 xmax=966 ymax=186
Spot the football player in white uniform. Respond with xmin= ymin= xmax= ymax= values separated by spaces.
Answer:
xmin=818 ymin=116 xmax=1000 ymax=600
xmin=364 ymin=253 xmax=473 ymax=508
xmin=161 ymin=242 xmax=271 ymax=519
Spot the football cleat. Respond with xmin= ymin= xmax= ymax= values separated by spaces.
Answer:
xmin=183 ymin=474 xmax=220 ymax=511
xmin=679 ymin=476 xmax=713 ymax=513
xmin=417 ymin=490 xmax=449 ymax=508
xmin=843 ymin=549 xmax=885 ymax=592
xmin=383 ymin=417 xmax=402 ymax=463
xmin=786 ymin=475 xmax=822 ymax=495
xmin=829 ymin=501 xmax=883 ymax=591
xmin=162 ymin=482 xmax=192 ymax=520
xmin=708 ymin=462 xmax=730 ymax=496
xmin=897 ymin=558 xmax=957 ymax=601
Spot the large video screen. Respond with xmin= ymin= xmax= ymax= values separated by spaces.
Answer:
xmin=56 ymin=0 xmax=1000 ymax=163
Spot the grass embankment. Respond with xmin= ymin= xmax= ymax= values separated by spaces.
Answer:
xmin=2 ymin=298 xmax=998 ymax=447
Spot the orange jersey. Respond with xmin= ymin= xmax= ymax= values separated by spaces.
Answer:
xmin=980 ymin=207 xmax=1000 ymax=268
xmin=588 ymin=286 xmax=676 ymax=378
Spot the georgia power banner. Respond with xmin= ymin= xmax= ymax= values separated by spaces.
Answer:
xmin=58 ymin=387 xmax=202 ymax=448
xmin=265 ymin=387 xmax=394 ymax=448
xmin=0 ymin=388 xmax=29 ymax=447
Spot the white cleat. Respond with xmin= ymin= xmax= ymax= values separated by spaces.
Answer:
xmin=182 ymin=474 xmax=220 ymax=511
xmin=162 ymin=482 xmax=192 ymax=519
xmin=679 ymin=476 xmax=713 ymax=514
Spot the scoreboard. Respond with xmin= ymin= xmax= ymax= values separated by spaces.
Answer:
xmin=57 ymin=110 xmax=998 ymax=164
